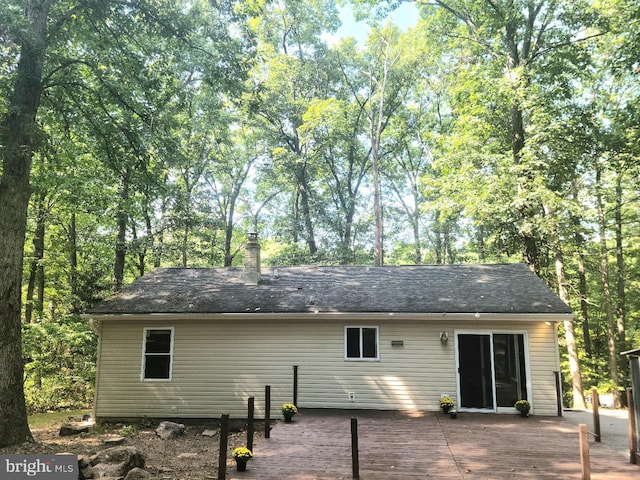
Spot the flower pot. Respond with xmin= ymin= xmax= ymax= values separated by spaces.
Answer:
xmin=236 ymin=459 xmax=247 ymax=471
xmin=442 ymin=406 xmax=452 ymax=414
xmin=284 ymin=414 xmax=294 ymax=423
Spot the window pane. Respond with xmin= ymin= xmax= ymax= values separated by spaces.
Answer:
xmin=146 ymin=330 xmax=171 ymax=353
xmin=362 ymin=328 xmax=377 ymax=358
xmin=145 ymin=355 xmax=171 ymax=379
xmin=346 ymin=328 xmax=360 ymax=358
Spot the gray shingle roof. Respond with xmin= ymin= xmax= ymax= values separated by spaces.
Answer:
xmin=88 ymin=263 xmax=572 ymax=315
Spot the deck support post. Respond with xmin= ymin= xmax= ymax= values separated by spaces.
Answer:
xmin=217 ymin=414 xmax=230 ymax=480
xmin=247 ymin=397 xmax=255 ymax=452
xmin=579 ymin=423 xmax=591 ymax=480
xmin=351 ymin=417 xmax=359 ymax=479
xmin=265 ymin=385 xmax=271 ymax=439
xmin=293 ymin=365 xmax=298 ymax=407
xmin=627 ymin=387 xmax=638 ymax=464
xmin=592 ymin=388 xmax=601 ymax=442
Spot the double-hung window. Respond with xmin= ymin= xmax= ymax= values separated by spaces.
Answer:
xmin=142 ymin=328 xmax=174 ymax=380
xmin=345 ymin=326 xmax=379 ymax=360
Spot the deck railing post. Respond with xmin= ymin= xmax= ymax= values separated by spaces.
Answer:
xmin=579 ymin=423 xmax=591 ymax=480
xmin=247 ymin=396 xmax=255 ymax=452
xmin=293 ymin=365 xmax=298 ymax=407
xmin=627 ymin=387 xmax=638 ymax=464
xmin=592 ymin=388 xmax=601 ymax=442
xmin=265 ymin=385 xmax=271 ymax=439
xmin=217 ymin=414 xmax=230 ymax=480
xmin=351 ymin=417 xmax=359 ymax=480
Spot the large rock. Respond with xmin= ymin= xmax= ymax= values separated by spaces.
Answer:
xmin=90 ymin=446 xmax=145 ymax=479
xmin=59 ymin=423 xmax=90 ymax=436
xmin=155 ymin=421 xmax=185 ymax=440
xmin=123 ymin=468 xmax=151 ymax=480
xmin=78 ymin=455 xmax=94 ymax=479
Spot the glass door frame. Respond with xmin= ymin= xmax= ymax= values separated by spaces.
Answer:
xmin=455 ymin=330 xmax=532 ymax=414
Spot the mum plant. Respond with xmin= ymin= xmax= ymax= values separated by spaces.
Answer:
xmin=515 ymin=400 xmax=531 ymax=417
xmin=282 ymin=403 xmax=298 ymax=421
xmin=232 ymin=447 xmax=253 ymax=461
xmin=439 ymin=397 xmax=454 ymax=412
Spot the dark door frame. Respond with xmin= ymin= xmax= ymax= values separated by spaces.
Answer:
xmin=455 ymin=330 xmax=531 ymax=413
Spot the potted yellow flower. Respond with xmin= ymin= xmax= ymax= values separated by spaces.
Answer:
xmin=282 ymin=403 xmax=298 ymax=422
xmin=515 ymin=400 xmax=531 ymax=417
xmin=232 ymin=447 xmax=253 ymax=471
xmin=439 ymin=397 xmax=454 ymax=414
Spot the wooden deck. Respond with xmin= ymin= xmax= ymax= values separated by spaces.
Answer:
xmin=228 ymin=409 xmax=640 ymax=479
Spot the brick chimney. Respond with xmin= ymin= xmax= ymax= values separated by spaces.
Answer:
xmin=244 ymin=232 xmax=261 ymax=285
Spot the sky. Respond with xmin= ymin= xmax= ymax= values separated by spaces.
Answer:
xmin=322 ymin=2 xmax=420 ymax=46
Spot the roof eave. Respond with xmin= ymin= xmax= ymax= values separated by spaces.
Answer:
xmin=81 ymin=312 xmax=572 ymax=322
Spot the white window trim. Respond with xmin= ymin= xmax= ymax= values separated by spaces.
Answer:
xmin=344 ymin=326 xmax=380 ymax=361
xmin=141 ymin=327 xmax=174 ymax=382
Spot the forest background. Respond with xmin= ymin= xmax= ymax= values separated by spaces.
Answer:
xmin=0 ymin=0 xmax=639 ymax=447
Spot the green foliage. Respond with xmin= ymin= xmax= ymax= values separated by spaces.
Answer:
xmin=2 ymin=0 xmax=638 ymax=421
xmin=119 ymin=425 xmax=137 ymax=437
xmin=22 ymin=315 xmax=97 ymax=413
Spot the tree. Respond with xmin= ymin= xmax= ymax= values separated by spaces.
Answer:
xmin=0 ymin=0 xmax=53 ymax=448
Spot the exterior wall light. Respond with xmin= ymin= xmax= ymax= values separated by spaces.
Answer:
xmin=440 ymin=331 xmax=449 ymax=345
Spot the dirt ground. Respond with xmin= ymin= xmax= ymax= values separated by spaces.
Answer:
xmin=0 ymin=417 xmax=264 ymax=479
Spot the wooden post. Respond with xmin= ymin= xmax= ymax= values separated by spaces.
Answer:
xmin=579 ymin=423 xmax=591 ymax=480
xmin=247 ymin=396 xmax=255 ymax=452
xmin=293 ymin=365 xmax=299 ymax=407
xmin=351 ymin=417 xmax=359 ymax=480
xmin=592 ymin=388 xmax=601 ymax=442
xmin=217 ymin=414 xmax=230 ymax=480
xmin=627 ymin=387 xmax=637 ymax=464
xmin=554 ymin=370 xmax=563 ymax=416
xmin=265 ymin=385 xmax=271 ymax=439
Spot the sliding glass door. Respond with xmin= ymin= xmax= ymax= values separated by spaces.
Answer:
xmin=457 ymin=332 xmax=528 ymax=411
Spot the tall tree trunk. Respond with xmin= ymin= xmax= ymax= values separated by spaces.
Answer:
xmin=113 ymin=174 xmax=129 ymax=292
xmin=571 ymin=183 xmax=592 ymax=358
xmin=614 ymin=168 xmax=626 ymax=349
xmin=25 ymin=196 xmax=46 ymax=323
xmin=595 ymin=165 xmax=621 ymax=408
xmin=370 ymin=74 xmax=386 ymax=267
xmin=0 ymin=0 xmax=53 ymax=447
xmin=545 ymin=204 xmax=585 ymax=409
xmin=511 ymin=104 xmax=539 ymax=273
xmin=223 ymin=200 xmax=236 ymax=267
xmin=412 ymin=211 xmax=422 ymax=265
xmin=295 ymin=163 xmax=317 ymax=256
xmin=434 ymin=211 xmax=443 ymax=265
xmin=477 ymin=224 xmax=485 ymax=262
xmin=131 ymin=223 xmax=145 ymax=277
xmin=69 ymin=212 xmax=79 ymax=313
xmin=444 ymin=225 xmax=454 ymax=264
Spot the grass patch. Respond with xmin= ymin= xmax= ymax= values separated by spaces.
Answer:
xmin=28 ymin=409 xmax=92 ymax=429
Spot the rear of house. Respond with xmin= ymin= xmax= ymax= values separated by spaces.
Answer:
xmin=85 ymin=241 xmax=572 ymax=420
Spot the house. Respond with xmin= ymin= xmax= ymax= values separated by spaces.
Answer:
xmin=84 ymin=234 xmax=573 ymax=421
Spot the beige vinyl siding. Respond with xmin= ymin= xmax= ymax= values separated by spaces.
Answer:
xmin=94 ymin=317 xmax=560 ymax=419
